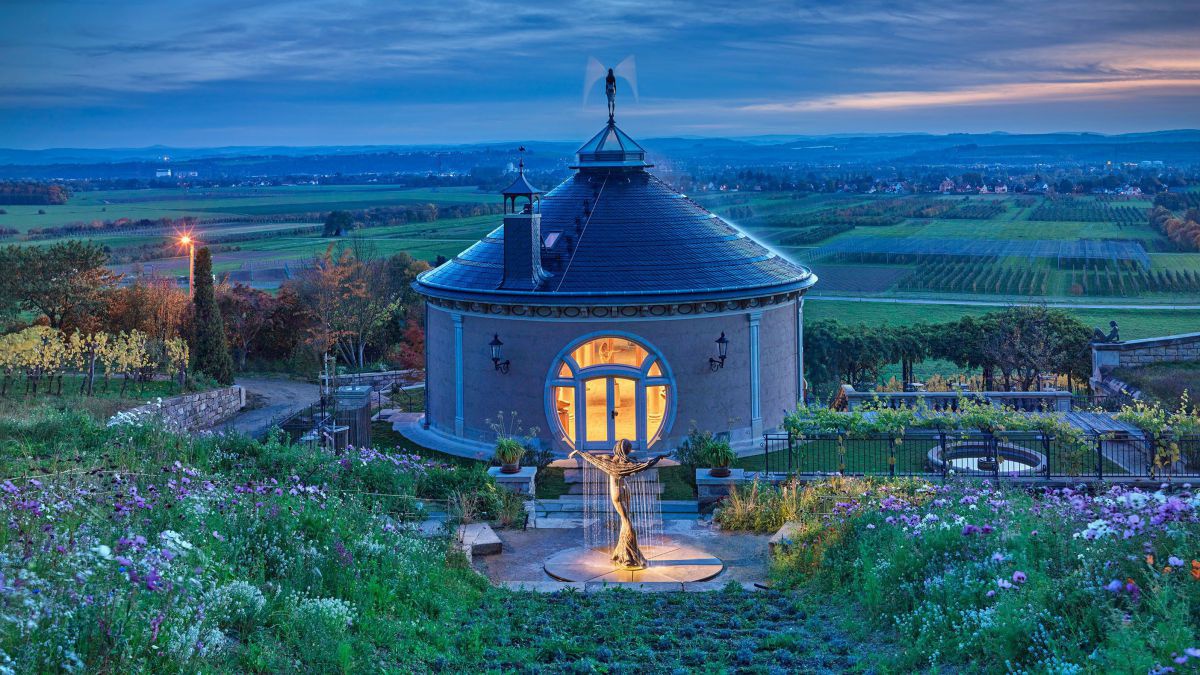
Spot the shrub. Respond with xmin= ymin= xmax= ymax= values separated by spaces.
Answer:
xmin=772 ymin=479 xmax=1200 ymax=672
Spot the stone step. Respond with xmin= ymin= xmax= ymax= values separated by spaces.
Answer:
xmin=566 ymin=482 xmax=663 ymax=495
xmin=539 ymin=499 xmax=698 ymax=513
xmin=564 ymin=467 xmax=661 ymax=483
xmin=457 ymin=522 xmax=502 ymax=557
xmin=537 ymin=510 xmax=699 ymax=521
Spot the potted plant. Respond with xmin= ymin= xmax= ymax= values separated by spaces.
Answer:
xmin=494 ymin=438 xmax=525 ymax=474
xmin=703 ymin=440 xmax=736 ymax=478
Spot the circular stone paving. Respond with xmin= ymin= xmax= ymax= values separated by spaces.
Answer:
xmin=544 ymin=543 xmax=724 ymax=583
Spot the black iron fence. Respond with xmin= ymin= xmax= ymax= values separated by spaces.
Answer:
xmin=755 ymin=431 xmax=1200 ymax=482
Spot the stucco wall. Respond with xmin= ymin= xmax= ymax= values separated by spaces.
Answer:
xmin=112 ymin=385 xmax=245 ymax=433
xmin=425 ymin=301 xmax=800 ymax=453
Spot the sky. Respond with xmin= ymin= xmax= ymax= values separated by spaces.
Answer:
xmin=1 ymin=0 xmax=1198 ymax=149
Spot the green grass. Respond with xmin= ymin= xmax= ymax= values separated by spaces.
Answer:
xmin=0 ymin=375 xmax=210 ymax=420
xmin=369 ymin=420 xmax=481 ymax=468
xmin=1111 ymin=361 xmax=1200 ymax=404
xmin=805 ymin=299 xmax=1200 ymax=339
xmin=0 ymin=185 xmax=495 ymax=231
xmin=535 ymin=463 xmax=697 ymax=500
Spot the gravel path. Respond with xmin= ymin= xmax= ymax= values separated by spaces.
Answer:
xmin=215 ymin=376 xmax=320 ymax=437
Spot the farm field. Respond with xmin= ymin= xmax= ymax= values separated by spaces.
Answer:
xmin=805 ymin=298 xmax=1200 ymax=339
xmin=5 ymin=185 xmax=1198 ymax=312
xmin=701 ymin=191 xmax=1198 ymax=304
xmin=0 ymin=184 xmax=495 ymax=231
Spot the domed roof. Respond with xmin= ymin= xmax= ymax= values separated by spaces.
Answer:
xmin=414 ymin=122 xmax=816 ymax=306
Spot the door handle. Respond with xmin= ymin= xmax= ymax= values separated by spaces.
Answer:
xmin=611 ymin=409 xmax=618 ymax=419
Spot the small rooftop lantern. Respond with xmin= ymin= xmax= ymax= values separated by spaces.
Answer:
xmin=489 ymin=334 xmax=510 ymax=374
xmin=709 ymin=332 xmax=729 ymax=372
xmin=502 ymin=147 xmax=542 ymax=215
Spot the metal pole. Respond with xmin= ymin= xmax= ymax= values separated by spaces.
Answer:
xmin=188 ymin=243 xmax=195 ymax=298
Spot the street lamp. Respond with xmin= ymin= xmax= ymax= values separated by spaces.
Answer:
xmin=709 ymin=332 xmax=729 ymax=371
xmin=489 ymin=334 xmax=510 ymax=374
xmin=179 ymin=234 xmax=195 ymax=298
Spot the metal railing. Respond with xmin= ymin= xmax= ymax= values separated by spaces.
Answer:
xmin=755 ymin=431 xmax=1200 ymax=482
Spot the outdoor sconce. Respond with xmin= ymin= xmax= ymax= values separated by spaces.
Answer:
xmin=489 ymin=334 xmax=511 ymax=374
xmin=709 ymin=332 xmax=729 ymax=371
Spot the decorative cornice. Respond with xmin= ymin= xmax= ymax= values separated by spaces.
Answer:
xmin=424 ymin=289 xmax=808 ymax=321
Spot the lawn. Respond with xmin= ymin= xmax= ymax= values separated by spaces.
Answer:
xmin=805 ymin=299 xmax=1200 ymax=339
xmin=1112 ymin=361 xmax=1200 ymax=404
xmin=534 ymin=463 xmax=696 ymax=500
xmin=0 ymin=375 xmax=207 ymax=420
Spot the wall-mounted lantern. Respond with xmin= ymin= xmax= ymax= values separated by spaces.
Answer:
xmin=709 ymin=332 xmax=729 ymax=371
xmin=489 ymin=334 xmax=511 ymax=374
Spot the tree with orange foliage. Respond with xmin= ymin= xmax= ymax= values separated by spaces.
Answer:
xmin=289 ymin=243 xmax=402 ymax=369
xmin=104 ymin=277 xmax=191 ymax=344
xmin=216 ymin=282 xmax=277 ymax=369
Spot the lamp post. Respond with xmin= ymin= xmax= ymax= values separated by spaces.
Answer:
xmin=179 ymin=234 xmax=195 ymax=298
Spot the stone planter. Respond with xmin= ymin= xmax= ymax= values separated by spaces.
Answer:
xmin=707 ymin=466 xmax=732 ymax=478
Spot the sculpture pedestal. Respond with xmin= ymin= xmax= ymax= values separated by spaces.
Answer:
xmin=544 ymin=542 xmax=723 ymax=583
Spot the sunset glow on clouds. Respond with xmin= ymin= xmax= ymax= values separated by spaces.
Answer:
xmin=0 ymin=0 xmax=1197 ymax=146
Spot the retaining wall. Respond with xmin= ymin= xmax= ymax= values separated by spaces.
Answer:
xmin=1091 ymin=332 xmax=1200 ymax=387
xmin=113 ymin=386 xmax=245 ymax=433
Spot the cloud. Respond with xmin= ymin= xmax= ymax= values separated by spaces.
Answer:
xmin=743 ymin=77 xmax=1200 ymax=113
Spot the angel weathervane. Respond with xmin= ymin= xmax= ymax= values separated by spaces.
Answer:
xmin=570 ymin=439 xmax=666 ymax=570
xmin=605 ymin=68 xmax=617 ymax=121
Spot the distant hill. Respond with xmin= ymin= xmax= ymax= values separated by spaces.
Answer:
xmin=0 ymin=130 xmax=1196 ymax=179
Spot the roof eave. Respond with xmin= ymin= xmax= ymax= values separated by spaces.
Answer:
xmin=412 ymin=272 xmax=818 ymax=307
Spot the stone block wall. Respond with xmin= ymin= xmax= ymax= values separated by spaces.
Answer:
xmin=114 ymin=386 xmax=245 ymax=434
xmin=320 ymin=370 xmax=421 ymax=391
xmin=1092 ymin=333 xmax=1200 ymax=379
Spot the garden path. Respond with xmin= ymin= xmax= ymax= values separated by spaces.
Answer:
xmin=213 ymin=376 xmax=320 ymax=437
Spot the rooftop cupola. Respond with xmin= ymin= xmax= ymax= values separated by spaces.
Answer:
xmin=500 ymin=148 xmax=547 ymax=290
xmin=572 ymin=122 xmax=652 ymax=170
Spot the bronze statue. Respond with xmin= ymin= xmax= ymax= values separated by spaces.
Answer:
xmin=605 ymin=68 xmax=617 ymax=121
xmin=570 ymin=439 xmax=665 ymax=570
xmin=1091 ymin=320 xmax=1120 ymax=343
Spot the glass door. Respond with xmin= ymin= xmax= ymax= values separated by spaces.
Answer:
xmin=610 ymin=377 xmax=638 ymax=446
xmin=583 ymin=377 xmax=609 ymax=446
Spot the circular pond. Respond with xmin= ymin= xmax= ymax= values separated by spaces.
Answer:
xmin=926 ymin=440 xmax=1047 ymax=476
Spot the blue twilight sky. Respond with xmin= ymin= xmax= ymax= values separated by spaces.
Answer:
xmin=1 ymin=0 xmax=1198 ymax=149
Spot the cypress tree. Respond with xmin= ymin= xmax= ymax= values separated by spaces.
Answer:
xmin=191 ymin=247 xmax=235 ymax=385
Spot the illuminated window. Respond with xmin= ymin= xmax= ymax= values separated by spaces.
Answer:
xmin=548 ymin=335 xmax=672 ymax=450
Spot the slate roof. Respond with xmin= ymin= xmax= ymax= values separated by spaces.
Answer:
xmin=414 ymin=122 xmax=816 ymax=305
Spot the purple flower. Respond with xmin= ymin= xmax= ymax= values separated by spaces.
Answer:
xmin=1170 ymin=556 xmax=1185 ymax=567
xmin=986 ymin=590 xmax=996 ymax=597
xmin=1104 ymin=579 xmax=1123 ymax=593
xmin=1012 ymin=571 xmax=1027 ymax=584
xmin=996 ymin=579 xmax=1014 ymax=589
xmin=1125 ymin=580 xmax=1141 ymax=603
xmin=212 ymin=531 xmax=225 ymax=542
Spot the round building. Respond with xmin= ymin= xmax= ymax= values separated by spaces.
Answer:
xmin=412 ymin=114 xmax=817 ymax=455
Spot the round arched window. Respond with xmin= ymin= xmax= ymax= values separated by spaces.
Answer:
xmin=546 ymin=334 xmax=673 ymax=451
